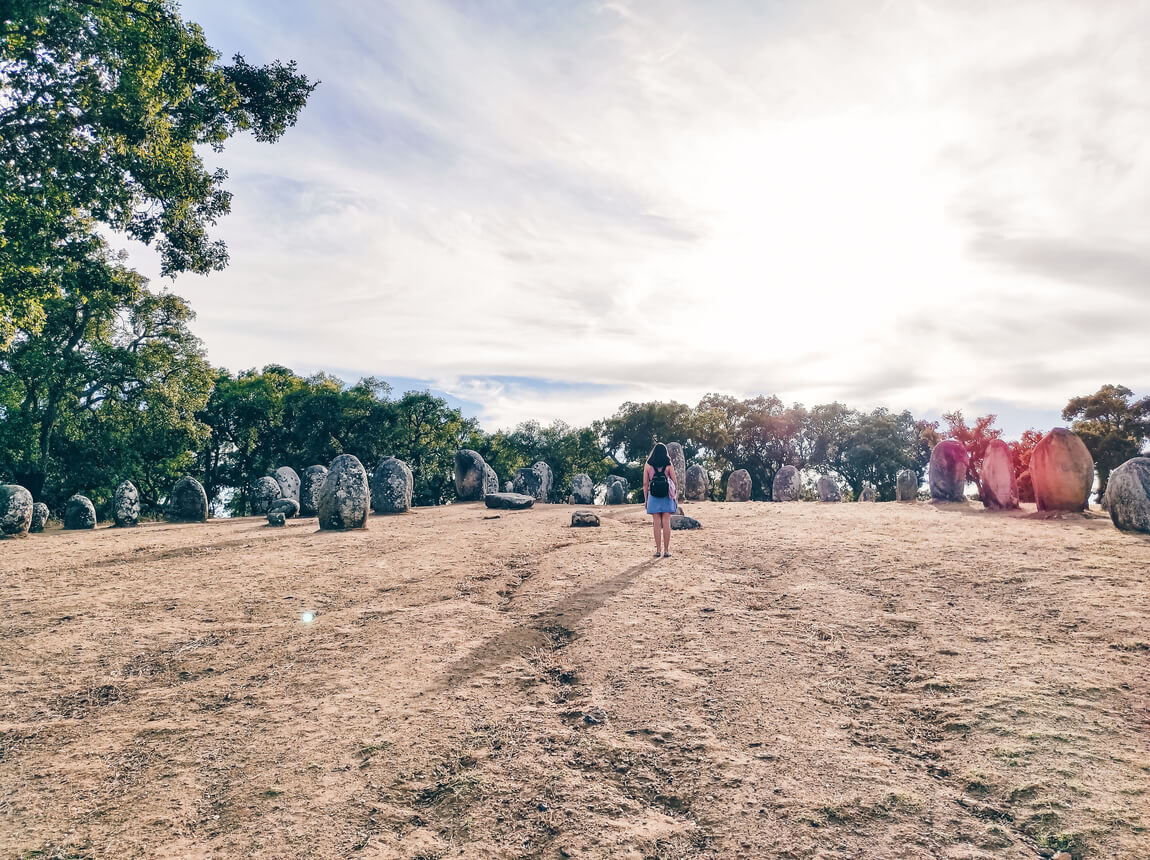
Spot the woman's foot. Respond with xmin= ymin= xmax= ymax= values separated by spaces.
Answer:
xmin=654 ymin=549 xmax=662 ymax=557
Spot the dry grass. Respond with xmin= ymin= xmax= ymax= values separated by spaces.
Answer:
xmin=2 ymin=500 xmax=1148 ymax=858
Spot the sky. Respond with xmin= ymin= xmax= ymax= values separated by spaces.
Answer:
xmin=125 ymin=0 xmax=1150 ymax=437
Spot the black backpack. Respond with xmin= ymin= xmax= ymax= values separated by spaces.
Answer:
xmin=649 ymin=465 xmax=670 ymax=498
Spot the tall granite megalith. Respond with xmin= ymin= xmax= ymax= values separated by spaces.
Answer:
xmin=772 ymin=466 xmax=800 ymax=502
xmin=454 ymin=450 xmax=489 ymax=501
xmin=372 ymin=457 xmax=414 ymax=514
xmin=113 ymin=480 xmax=140 ymax=526
xmin=167 ymin=477 xmax=208 ymax=522
xmin=896 ymin=469 xmax=918 ymax=502
xmin=570 ymin=473 xmax=594 ymax=505
xmin=318 ymin=454 xmax=370 ymax=530
xmin=274 ymin=466 xmax=301 ymax=502
xmin=980 ymin=439 xmax=1019 ymax=510
xmin=251 ymin=476 xmax=282 ymax=515
xmin=816 ymin=476 xmax=841 ymax=502
xmin=666 ymin=443 xmax=687 ymax=490
xmin=513 ymin=461 xmax=553 ymax=502
xmin=929 ymin=441 xmax=968 ymax=503
xmin=299 ymin=465 xmax=328 ymax=517
xmin=64 ymin=494 xmax=97 ymax=529
xmin=1032 ymin=428 xmax=1093 ymax=513
xmin=685 ymin=465 xmax=709 ymax=501
xmin=726 ymin=469 xmax=751 ymax=502
xmin=0 ymin=485 xmax=33 ymax=538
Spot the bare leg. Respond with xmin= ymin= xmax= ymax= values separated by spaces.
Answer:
xmin=661 ymin=513 xmax=672 ymax=555
xmin=652 ymin=515 xmax=662 ymax=555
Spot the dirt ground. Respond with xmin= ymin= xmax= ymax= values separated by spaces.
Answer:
xmin=2 ymin=500 xmax=1148 ymax=859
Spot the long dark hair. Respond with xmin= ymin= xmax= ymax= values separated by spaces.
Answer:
xmin=647 ymin=443 xmax=671 ymax=469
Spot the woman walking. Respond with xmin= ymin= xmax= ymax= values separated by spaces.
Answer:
xmin=643 ymin=443 xmax=678 ymax=557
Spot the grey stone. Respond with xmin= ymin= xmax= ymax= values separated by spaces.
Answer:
xmin=251 ymin=476 xmax=282 ymax=515
xmin=64 ymin=494 xmax=97 ymax=529
xmin=570 ymin=473 xmax=594 ymax=505
xmin=0 ymin=484 xmax=34 ymax=538
xmin=896 ymin=469 xmax=918 ymax=502
xmin=726 ymin=469 xmax=751 ymax=502
xmin=503 ymin=481 xmax=514 ymax=493
xmin=454 ymin=449 xmax=489 ymax=501
xmin=816 ymin=476 xmax=842 ymax=502
xmin=318 ymin=455 xmax=370 ymax=530
xmin=1032 ymin=428 xmax=1094 ymax=513
xmin=670 ymin=514 xmax=701 ymax=530
xmin=113 ymin=480 xmax=140 ymax=527
xmin=274 ymin=466 xmax=301 ymax=502
xmin=372 ymin=457 xmax=413 ymax=514
xmin=268 ymin=497 xmax=300 ymax=518
xmin=981 ymin=439 xmax=1019 ymax=510
xmin=858 ymin=485 xmax=877 ymax=502
xmin=513 ymin=461 xmax=553 ymax=502
xmin=605 ymin=475 xmax=629 ymax=505
xmin=571 ymin=509 xmax=600 ymax=527
xmin=484 ymin=464 xmax=500 ymax=496
xmin=666 ymin=443 xmax=687 ymax=491
xmin=772 ymin=466 xmax=800 ymax=502
xmin=167 ymin=477 xmax=208 ymax=522
xmin=31 ymin=502 xmax=49 ymax=533
xmin=685 ymin=465 xmax=709 ymax=501
xmin=929 ymin=440 xmax=968 ymax=503
xmin=484 ymin=492 xmax=535 ymax=510
xmin=267 ymin=511 xmax=286 ymax=527
xmin=299 ymin=465 xmax=328 ymax=517
xmin=1106 ymin=457 xmax=1150 ymax=534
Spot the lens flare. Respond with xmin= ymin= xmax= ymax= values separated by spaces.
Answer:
xmin=300 ymin=611 xmax=316 ymax=624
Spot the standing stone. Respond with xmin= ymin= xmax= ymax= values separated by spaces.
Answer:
xmin=372 ymin=457 xmax=414 ymax=514
xmin=454 ymin=449 xmax=489 ymax=501
xmin=0 ymin=485 xmax=34 ymax=538
xmin=503 ymin=480 xmax=514 ymax=493
xmin=318 ymin=454 xmax=370 ymax=530
xmin=726 ymin=469 xmax=752 ymax=502
xmin=571 ymin=509 xmax=600 ymax=527
xmin=112 ymin=480 xmax=140 ymax=527
xmin=64 ymin=494 xmax=97 ymax=529
xmin=981 ymin=439 xmax=1019 ymax=510
xmin=268 ymin=498 xmax=300 ymax=518
xmin=299 ymin=465 xmax=328 ymax=517
xmin=513 ymin=461 xmax=553 ymax=502
xmin=31 ymin=502 xmax=49 ymax=533
xmin=896 ymin=469 xmax=918 ymax=502
xmin=251 ymin=476 xmax=282 ymax=515
xmin=666 ymin=443 xmax=687 ymax=491
xmin=685 ymin=465 xmax=709 ymax=501
xmin=930 ymin=440 xmax=968 ymax=503
xmin=274 ymin=466 xmax=301 ymax=502
xmin=772 ymin=466 xmax=801 ymax=502
xmin=858 ymin=485 xmax=877 ymax=502
xmin=1032 ymin=428 xmax=1094 ymax=513
xmin=570 ymin=473 xmax=594 ymax=506
xmin=816 ymin=476 xmax=842 ymax=502
xmin=1106 ymin=457 xmax=1150 ymax=534
xmin=605 ymin=475 xmax=628 ymax=505
xmin=167 ymin=477 xmax=208 ymax=522
xmin=483 ymin=464 xmax=500 ymax=496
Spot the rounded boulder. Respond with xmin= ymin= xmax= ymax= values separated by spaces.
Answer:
xmin=685 ymin=465 xmax=709 ymax=501
xmin=372 ymin=457 xmax=414 ymax=514
xmin=251 ymin=476 xmax=282 ymax=516
xmin=318 ymin=454 xmax=370 ymax=530
xmin=980 ymin=439 xmax=1019 ymax=510
xmin=113 ymin=480 xmax=140 ymax=527
xmin=570 ymin=473 xmax=594 ymax=506
xmin=274 ymin=466 xmax=301 ymax=502
xmin=571 ymin=509 xmax=599 ymax=527
xmin=299 ymin=465 xmax=328 ymax=517
xmin=896 ymin=469 xmax=918 ymax=502
xmin=816 ymin=476 xmax=842 ymax=502
xmin=726 ymin=469 xmax=751 ymax=502
xmin=772 ymin=466 xmax=800 ymax=502
xmin=167 ymin=477 xmax=208 ymax=522
xmin=1031 ymin=428 xmax=1094 ymax=513
xmin=858 ymin=485 xmax=877 ymax=502
xmin=0 ymin=484 xmax=34 ymax=538
xmin=64 ymin=494 xmax=97 ymax=530
xmin=268 ymin=497 xmax=300 ymax=518
xmin=605 ymin=475 xmax=628 ymax=505
xmin=1106 ymin=457 xmax=1150 ymax=534
xmin=513 ymin=461 xmax=553 ymax=502
xmin=930 ymin=441 xmax=968 ymax=503
xmin=31 ymin=502 xmax=49 ymax=533
xmin=454 ymin=450 xmax=489 ymax=501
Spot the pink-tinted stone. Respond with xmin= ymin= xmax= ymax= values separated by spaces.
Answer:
xmin=929 ymin=440 xmax=968 ymax=502
xmin=1031 ymin=428 xmax=1093 ymax=512
xmin=981 ymin=439 xmax=1019 ymax=510
xmin=726 ymin=469 xmax=751 ymax=502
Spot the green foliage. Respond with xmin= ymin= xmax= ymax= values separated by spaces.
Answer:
xmin=474 ymin=420 xmax=614 ymax=501
xmin=0 ymin=0 xmax=316 ymax=343
xmin=1062 ymin=384 xmax=1150 ymax=501
xmin=837 ymin=409 xmax=928 ymax=500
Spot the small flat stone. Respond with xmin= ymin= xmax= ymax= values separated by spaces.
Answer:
xmin=571 ymin=510 xmax=599 ymax=527
xmin=670 ymin=514 xmax=701 ymax=530
xmin=484 ymin=492 xmax=535 ymax=510
xmin=267 ymin=511 xmax=286 ymax=527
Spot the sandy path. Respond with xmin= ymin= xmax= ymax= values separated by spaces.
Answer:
xmin=2 ymin=501 xmax=1148 ymax=858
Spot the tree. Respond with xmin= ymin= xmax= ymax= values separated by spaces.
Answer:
xmin=1009 ymin=429 xmax=1043 ymax=503
xmin=389 ymin=391 xmax=477 ymax=505
xmin=0 ymin=0 xmax=316 ymax=343
xmin=837 ymin=408 xmax=925 ymax=500
xmin=941 ymin=411 xmax=1002 ymax=500
xmin=1062 ymin=384 xmax=1150 ymax=501
xmin=475 ymin=420 xmax=614 ymax=500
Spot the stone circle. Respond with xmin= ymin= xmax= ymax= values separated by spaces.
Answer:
xmin=1031 ymin=428 xmax=1094 ymax=513
xmin=772 ymin=466 xmax=800 ymax=502
xmin=167 ymin=477 xmax=208 ymax=522
xmin=372 ymin=457 xmax=413 ymax=514
xmin=0 ymin=484 xmax=34 ymax=538
xmin=929 ymin=440 xmax=968 ymax=503
xmin=726 ymin=469 xmax=752 ymax=502
xmin=318 ymin=455 xmax=370 ymax=530
xmin=113 ymin=480 xmax=140 ymax=527
xmin=299 ymin=465 xmax=328 ymax=517
xmin=980 ymin=439 xmax=1019 ymax=510
xmin=64 ymin=494 xmax=97 ymax=529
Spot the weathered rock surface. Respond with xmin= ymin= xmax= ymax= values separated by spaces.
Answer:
xmin=484 ymin=492 xmax=535 ymax=510
xmin=299 ymin=466 xmax=328 ymax=517
xmin=930 ymin=441 xmax=968 ymax=503
xmin=1105 ymin=457 xmax=1150 ymax=534
xmin=503 ymin=481 xmax=514 ymax=493
xmin=514 ymin=461 xmax=553 ymax=502
xmin=113 ymin=480 xmax=140 ymax=526
xmin=251 ymin=476 xmax=282 ymax=515
xmin=981 ymin=439 xmax=1019 ymax=510
xmin=267 ymin=511 xmax=286 ymax=527
xmin=670 ymin=514 xmax=701 ymax=530
xmin=274 ymin=466 xmax=301 ymax=502
xmin=570 ymin=473 xmax=594 ymax=506
xmin=605 ymin=477 xmax=628 ymax=505
xmin=64 ymin=494 xmax=97 ymax=529
xmin=896 ymin=469 xmax=918 ymax=502
xmin=372 ymin=457 xmax=413 ymax=514
xmin=685 ymin=465 xmax=709 ymax=501
xmin=1032 ymin=428 xmax=1094 ymax=513
xmin=816 ymin=476 xmax=842 ymax=502
xmin=858 ymin=485 xmax=877 ymax=502
xmin=484 ymin=464 xmax=500 ymax=496
xmin=772 ymin=466 xmax=800 ymax=502
xmin=454 ymin=450 xmax=490 ymax=501
xmin=167 ymin=477 xmax=208 ymax=522
xmin=571 ymin=509 xmax=599 ymax=527
xmin=268 ymin=497 xmax=300 ymax=518
xmin=726 ymin=469 xmax=751 ymax=502
xmin=0 ymin=485 xmax=33 ymax=538
xmin=666 ymin=443 xmax=687 ymax=490
xmin=318 ymin=455 xmax=370 ymax=530
xmin=31 ymin=502 xmax=49 ymax=533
